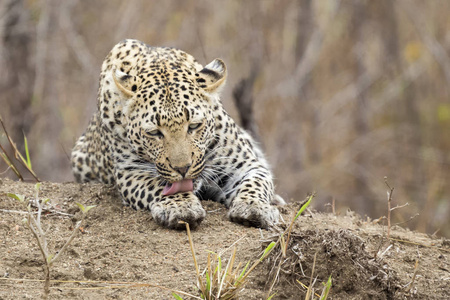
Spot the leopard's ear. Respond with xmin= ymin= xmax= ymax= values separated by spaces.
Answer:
xmin=113 ymin=68 xmax=137 ymax=97
xmin=196 ymin=59 xmax=227 ymax=95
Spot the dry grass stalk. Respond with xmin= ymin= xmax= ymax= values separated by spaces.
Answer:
xmin=384 ymin=177 xmax=394 ymax=239
xmin=305 ymin=251 xmax=318 ymax=300
xmin=403 ymin=258 xmax=420 ymax=294
xmin=0 ymin=116 xmax=39 ymax=182
xmin=390 ymin=238 xmax=450 ymax=253
xmin=296 ymin=280 xmax=321 ymax=298
xmin=183 ymin=221 xmax=205 ymax=293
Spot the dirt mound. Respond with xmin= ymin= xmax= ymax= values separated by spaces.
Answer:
xmin=0 ymin=179 xmax=449 ymax=299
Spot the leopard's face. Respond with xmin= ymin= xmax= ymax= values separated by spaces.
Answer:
xmin=127 ymin=92 xmax=215 ymax=183
xmin=107 ymin=52 xmax=227 ymax=184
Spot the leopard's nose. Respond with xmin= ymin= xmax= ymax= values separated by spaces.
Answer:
xmin=174 ymin=165 xmax=191 ymax=177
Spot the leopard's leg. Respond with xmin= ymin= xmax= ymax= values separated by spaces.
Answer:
xmin=71 ymin=115 xmax=111 ymax=183
xmin=115 ymin=168 xmax=206 ymax=229
xmin=71 ymin=134 xmax=95 ymax=183
xmin=151 ymin=192 xmax=206 ymax=229
xmin=225 ymin=167 xmax=281 ymax=229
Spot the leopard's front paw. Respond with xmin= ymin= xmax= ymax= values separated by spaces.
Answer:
xmin=151 ymin=193 xmax=206 ymax=229
xmin=228 ymin=200 xmax=280 ymax=229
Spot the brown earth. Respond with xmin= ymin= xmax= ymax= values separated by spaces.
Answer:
xmin=0 ymin=178 xmax=449 ymax=299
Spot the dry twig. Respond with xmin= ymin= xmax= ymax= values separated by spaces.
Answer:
xmin=384 ymin=177 xmax=394 ymax=239
xmin=403 ymin=258 xmax=420 ymax=294
xmin=0 ymin=116 xmax=39 ymax=181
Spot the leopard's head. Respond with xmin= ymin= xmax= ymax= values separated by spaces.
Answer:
xmin=111 ymin=56 xmax=227 ymax=194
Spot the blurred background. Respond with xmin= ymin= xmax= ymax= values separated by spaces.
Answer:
xmin=1 ymin=0 xmax=449 ymax=236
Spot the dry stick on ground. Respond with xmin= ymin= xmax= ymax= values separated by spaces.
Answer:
xmin=0 ymin=207 xmax=74 ymax=218
xmin=405 ymin=259 xmax=420 ymax=293
xmin=0 ymin=277 xmax=201 ymax=298
xmin=296 ymin=280 xmax=322 ymax=299
xmin=182 ymin=221 xmax=205 ymax=294
xmin=403 ymin=257 xmax=420 ymax=295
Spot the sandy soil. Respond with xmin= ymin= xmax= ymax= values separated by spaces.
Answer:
xmin=0 ymin=178 xmax=449 ymax=299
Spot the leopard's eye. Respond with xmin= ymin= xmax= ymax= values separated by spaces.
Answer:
xmin=188 ymin=123 xmax=201 ymax=132
xmin=146 ymin=129 xmax=163 ymax=138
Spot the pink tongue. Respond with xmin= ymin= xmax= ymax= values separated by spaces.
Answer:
xmin=163 ymin=179 xmax=194 ymax=196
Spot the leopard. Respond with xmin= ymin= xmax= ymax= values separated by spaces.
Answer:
xmin=71 ymin=39 xmax=285 ymax=229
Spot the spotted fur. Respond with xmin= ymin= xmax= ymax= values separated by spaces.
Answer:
xmin=72 ymin=39 xmax=284 ymax=229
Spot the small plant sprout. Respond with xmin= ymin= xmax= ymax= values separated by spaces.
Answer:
xmin=174 ymin=222 xmax=277 ymax=300
xmin=8 ymin=183 xmax=95 ymax=300
xmin=320 ymin=276 xmax=332 ymax=299
xmin=6 ymin=192 xmax=25 ymax=202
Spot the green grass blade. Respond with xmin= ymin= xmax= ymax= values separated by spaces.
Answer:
xmin=46 ymin=254 xmax=54 ymax=264
xmin=84 ymin=205 xmax=96 ymax=213
xmin=23 ymin=134 xmax=32 ymax=169
xmin=205 ymin=272 xmax=211 ymax=294
xmin=172 ymin=292 xmax=184 ymax=300
xmin=293 ymin=194 xmax=314 ymax=222
xmin=236 ymin=261 xmax=250 ymax=283
xmin=75 ymin=202 xmax=86 ymax=213
xmin=260 ymin=241 xmax=276 ymax=261
xmin=266 ymin=293 xmax=277 ymax=300
xmin=75 ymin=203 xmax=96 ymax=215
xmin=320 ymin=276 xmax=332 ymax=300
xmin=7 ymin=193 xmax=25 ymax=202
